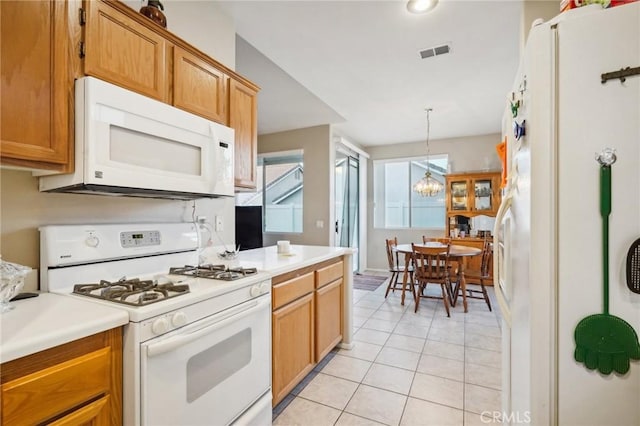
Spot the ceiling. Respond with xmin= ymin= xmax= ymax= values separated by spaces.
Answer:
xmin=216 ymin=1 xmax=523 ymax=147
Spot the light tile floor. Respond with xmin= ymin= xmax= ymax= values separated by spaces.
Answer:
xmin=273 ymin=274 xmax=503 ymax=426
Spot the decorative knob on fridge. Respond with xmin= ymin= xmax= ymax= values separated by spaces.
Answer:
xmin=151 ymin=317 xmax=169 ymax=335
xmin=171 ymin=311 xmax=187 ymax=327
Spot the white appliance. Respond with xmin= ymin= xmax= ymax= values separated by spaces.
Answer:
xmin=40 ymin=223 xmax=272 ymax=426
xmin=39 ymin=77 xmax=235 ymax=199
xmin=494 ymin=4 xmax=640 ymax=425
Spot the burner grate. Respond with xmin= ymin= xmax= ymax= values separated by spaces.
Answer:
xmin=73 ymin=277 xmax=190 ymax=307
xmin=170 ymin=264 xmax=258 ymax=281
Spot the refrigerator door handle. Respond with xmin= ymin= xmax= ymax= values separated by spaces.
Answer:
xmin=493 ymin=190 xmax=513 ymax=327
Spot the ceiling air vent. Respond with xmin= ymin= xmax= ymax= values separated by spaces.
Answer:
xmin=419 ymin=43 xmax=451 ymax=59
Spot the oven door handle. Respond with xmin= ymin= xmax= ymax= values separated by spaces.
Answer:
xmin=146 ymin=296 xmax=269 ymax=358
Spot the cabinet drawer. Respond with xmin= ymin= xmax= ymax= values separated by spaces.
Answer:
xmin=48 ymin=395 xmax=110 ymax=426
xmin=272 ymin=272 xmax=314 ymax=310
xmin=1 ymin=347 xmax=111 ymax=425
xmin=315 ymin=260 xmax=343 ymax=289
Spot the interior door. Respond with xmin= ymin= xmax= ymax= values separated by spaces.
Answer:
xmin=335 ymin=150 xmax=359 ymax=271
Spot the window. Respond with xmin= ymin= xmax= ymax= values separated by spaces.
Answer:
xmin=373 ymin=155 xmax=447 ymax=229
xmin=236 ymin=151 xmax=303 ymax=233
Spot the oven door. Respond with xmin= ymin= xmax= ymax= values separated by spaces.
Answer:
xmin=140 ymin=295 xmax=271 ymax=426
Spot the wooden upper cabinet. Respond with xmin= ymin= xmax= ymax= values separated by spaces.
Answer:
xmin=84 ymin=0 xmax=169 ymax=102
xmin=445 ymin=170 xmax=501 ymax=236
xmin=229 ymin=78 xmax=258 ymax=190
xmin=446 ymin=171 xmax=501 ymax=216
xmin=173 ymin=47 xmax=227 ymax=124
xmin=0 ymin=0 xmax=78 ymax=171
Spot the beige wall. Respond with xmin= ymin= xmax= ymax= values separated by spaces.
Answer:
xmin=520 ymin=1 xmax=560 ymax=52
xmin=258 ymin=125 xmax=332 ymax=247
xmin=365 ymin=133 xmax=502 ymax=270
xmin=122 ymin=0 xmax=236 ymax=69
xmin=0 ymin=170 xmax=235 ymax=291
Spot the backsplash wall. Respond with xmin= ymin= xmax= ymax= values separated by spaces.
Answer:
xmin=0 ymin=170 xmax=235 ymax=291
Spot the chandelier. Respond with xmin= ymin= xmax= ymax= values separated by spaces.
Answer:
xmin=413 ymin=108 xmax=443 ymax=197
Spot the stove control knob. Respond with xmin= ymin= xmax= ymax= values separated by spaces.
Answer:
xmin=259 ymin=282 xmax=270 ymax=295
xmin=171 ymin=311 xmax=187 ymax=327
xmin=151 ymin=317 xmax=169 ymax=335
xmin=85 ymin=235 xmax=100 ymax=248
xmin=250 ymin=285 xmax=261 ymax=297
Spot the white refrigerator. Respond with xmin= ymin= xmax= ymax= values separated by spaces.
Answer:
xmin=494 ymin=3 xmax=640 ymax=425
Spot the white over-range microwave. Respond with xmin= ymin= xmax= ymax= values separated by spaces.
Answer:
xmin=39 ymin=77 xmax=234 ymax=199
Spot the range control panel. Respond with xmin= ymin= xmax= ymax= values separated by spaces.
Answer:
xmin=120 ymin=230 xmax=161 ymax=248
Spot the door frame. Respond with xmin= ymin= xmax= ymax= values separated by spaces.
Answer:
xmin=331 ymin=135 xmax=369 ymax=273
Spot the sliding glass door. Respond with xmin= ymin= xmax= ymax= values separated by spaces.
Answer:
xmin=335 ymin=151 xmax=359 ymax=271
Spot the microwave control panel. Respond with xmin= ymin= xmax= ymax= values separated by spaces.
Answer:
xmin=120 ymin=230 xmax=161 ymax=248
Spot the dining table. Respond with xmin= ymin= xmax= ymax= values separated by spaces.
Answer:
xmin=393 ymin=243 xmax=482 ymax=313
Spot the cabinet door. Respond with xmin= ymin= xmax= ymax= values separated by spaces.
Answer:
xmin=229 ymin=78 xmax=258 ymax=189
xmin=0 ymin=0 xmax=73 ymax=170
xmin=449 ymin=180 xmax=470 ymax=211
xmin=473 ymin=178 xmax=494 ymax=212
xmin=48 ymin=395 xmax=110 ymax=426
xmin=84 ymin=0 xmax=168 ymax=102
xmin=315 ymin=278 xmax=343 ymax=362
xmin=173 ymin=47 xmax=227 ymax=124
xmin=272 ymin=293 xmax=314 ymax=406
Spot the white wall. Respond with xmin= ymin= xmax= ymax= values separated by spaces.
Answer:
xmin=258 ymin=125 xmax=332 ymax=247
xmin=0 ymin=1 xmax=237 ymax=291
xmin=122 ymin=0 xmax=236 ymax=69
xmin=366 ymin=133 xmax=502 ymax=270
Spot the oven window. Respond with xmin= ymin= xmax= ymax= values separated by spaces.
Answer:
xmin=186 ymin=328 xmax=252 ymax=403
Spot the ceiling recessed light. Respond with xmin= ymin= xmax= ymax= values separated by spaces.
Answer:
xmin=407 ymin=0 xmax=439 ymax=14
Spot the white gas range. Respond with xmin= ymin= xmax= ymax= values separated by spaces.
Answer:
xmin=40 ymin=223 xmax=272 ymax=426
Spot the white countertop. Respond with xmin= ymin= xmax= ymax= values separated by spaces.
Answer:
xmin=0 ymin=292 xmax=129 ymax=363
xmin=0 ymin=246 xmax=354 ymax=363
xmin=232 ymin=245 xmax=356 ymax=276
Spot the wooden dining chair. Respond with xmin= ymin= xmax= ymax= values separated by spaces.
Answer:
xmin=411 ymin=243 xmax=452 ymax=316
xmin=452 ymin=239 xmax=492 ymax=311
xmin=384 ymin=238 xmax=414 ymax=299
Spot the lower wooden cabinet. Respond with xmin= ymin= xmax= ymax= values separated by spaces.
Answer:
xmin=271 ymin=257 xmax=344 ymax=406
xmin=0 ymin=328 xmax=122 ymax=425
xmin=272 ymin=292 xmax=314 ymax=405
xmin=48 ymin=395 xmax=110 ymax=426
xmin=315 ymin=278 xmax=343 ymax=361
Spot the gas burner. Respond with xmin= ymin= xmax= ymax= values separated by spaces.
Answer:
xmin=73 ymin=277 xmax=190 ymax=307
xmin=170 ymin=264 xmax=258 ymax=281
